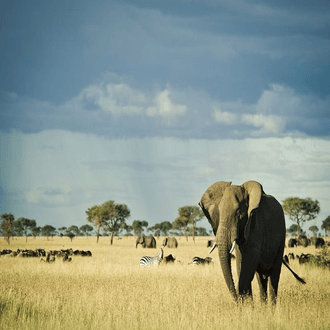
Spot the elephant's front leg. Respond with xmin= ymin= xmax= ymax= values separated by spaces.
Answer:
xmin=238 ymin=256 xmax=259 ymax=301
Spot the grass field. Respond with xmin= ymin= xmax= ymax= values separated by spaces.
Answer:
xmin=0 ymin=236 xmax=329 ymax=330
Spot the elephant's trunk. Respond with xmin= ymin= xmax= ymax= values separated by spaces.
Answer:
xmin=218 ymin=228 xmax=238 ymax=302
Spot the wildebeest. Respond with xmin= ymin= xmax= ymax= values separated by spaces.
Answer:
xmin=283 ymin=255 xmax=289 ymax=264
xmin=288 ymin=253 xmax=295 ymax=260
xmin=163 ymin=254 xmax=176 ymax=264
xmin=73 ymin=250 xmax=92 ymax=256
xmin=298 ymin=253 xmax=313 ymax=264
xmin=62 ymin=253 xmax=72 ymax=262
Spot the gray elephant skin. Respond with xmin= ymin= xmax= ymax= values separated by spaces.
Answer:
xmin=162 ymin=237 xmax=178 ymax=248
xmin=199 ymin=180 xmax=305 ymax=304
xmin=136 ymin=236 xmax=156 ymax=248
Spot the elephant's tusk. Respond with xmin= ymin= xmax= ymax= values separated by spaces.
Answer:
xmin=209 ymin=243 xmax=217 ymax=254
xmin=229 ymin=240 xmax=237 ymax=254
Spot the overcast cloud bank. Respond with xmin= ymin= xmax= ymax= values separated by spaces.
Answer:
xmin=1 ymin=0 xmax=329 ymax=231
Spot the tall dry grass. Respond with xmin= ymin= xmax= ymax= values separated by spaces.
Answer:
xmin=0 ymin=236 xmax=329 ymax=330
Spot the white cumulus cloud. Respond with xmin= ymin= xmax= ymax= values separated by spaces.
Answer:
xmin=212 ymin=107 xmax=239 ymax=125
xmin=74 ymin=82 xmax=188 ymax=122
xmin=241 ymin=113 xmax=285 ymax=135
xmin=146 ymin=89 xmax=187 ymax=118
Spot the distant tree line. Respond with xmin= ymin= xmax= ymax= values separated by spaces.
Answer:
xmin=2 ymin=195 xmax=329 ymax=245
xmin=0 ymin=213 xmax=95 ymax=244
xmin=86 ymin=201 xmax=208 ymax=245
xmin=0 ymin=202 xmax=209 ymax=245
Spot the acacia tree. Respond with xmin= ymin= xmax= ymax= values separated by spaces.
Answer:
xmin=172 ymin=218 xmax=185 ymax=238
xmin=67 ymin=232 xmax=75 ymax=242
xmin=195 ymin=227 xmax=209 ymax=236
xmin=16 ymin=217 xmax=36 ymax=242
xmin=287 ymin=224 xmax=298 ymax=237
xmin=41 ymin=225 xmax=56 ymax=240
xmin=0 ymin=213 xmax=15 ymax=244
xmin=149 ymin=225 xmax=160 ymax=238
xmin=68 ymin=225 xmax=81 ymax=236
xmin=13 ymin=219 xmax=24 ymax=237
xmin=132 ymin=220 xmax=148 ymax=237
xmin=86 ymin=205 xmax=106 ymax=243
xmin=174 ymin=206 xmax=204 ymax=242
xmin=86 ymin=201 xmax=130 ymax=245
xmin=158 ymin=221 xmax=172 ymax=236
xmin=321 ymin=216 xmax=330 ymax=236
xmin=309 ymin=225 xmax=319 ymax=237
xmin=80 ymin=224 xmax=94 ymax=237
xmin=103 ymin=201 xmax=130 ymax=245
xmin=282 ymin=197 xmax=320 ymax=238
xmin=31 ymin=226 xmax=41 ymax=238
xmin=123 ymin=224 xmax=133 ymax=237
xmin=58 ymin=226 xmax=67 ymax=237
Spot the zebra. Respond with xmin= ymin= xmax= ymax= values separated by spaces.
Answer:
xmin=139 ymin=248 xmax=163 ymax=267
xmin=189 ymin=256 xmax=213 ymax=265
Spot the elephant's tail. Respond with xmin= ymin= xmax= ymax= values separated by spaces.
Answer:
xmin=282 ymin=259 xmax=306 ymax=284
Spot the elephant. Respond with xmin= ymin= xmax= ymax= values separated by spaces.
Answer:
xmin=315 ymin=237 xmax=325 ymax=248
xmin=136 ymin=236 xmax=157 ymax=248
xmin=288 ymin=238 xmax=298 ymax=248
xmin=199 ymin=180 xmax=305 ymax=304
xmin=162 ymin=237 xmax=178 ymax=248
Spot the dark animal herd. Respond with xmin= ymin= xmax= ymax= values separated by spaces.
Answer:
xmin=0 ymin=248 xmax=92 ymax=263
xmin=288 ymin=236 xmax=327 ymax=249
xmin=284 ymin=237 xmax=330 ymax=269
xmin=2 ymin=235 xmax=328 ymax=270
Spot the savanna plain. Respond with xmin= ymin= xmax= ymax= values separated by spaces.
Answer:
xmin=0 ymin=236 xmax=329 ymax=330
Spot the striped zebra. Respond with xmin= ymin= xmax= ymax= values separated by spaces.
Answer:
xmin=190 ymin=256 xmax=213 ymax=265
xmin=139 ymin=248 xmax=163 ymax=267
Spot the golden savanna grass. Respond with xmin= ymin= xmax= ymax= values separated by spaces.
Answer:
xmin=0 ymin=236 xmax=330 ymax=330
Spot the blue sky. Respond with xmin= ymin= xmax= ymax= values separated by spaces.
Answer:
xmin=1 ymin=0 xmax=329 ymax=234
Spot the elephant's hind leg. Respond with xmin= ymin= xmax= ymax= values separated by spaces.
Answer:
xmin=268 ymin=248 xmax=284 ymax=305
xmin=269 ymin=271 xmax=281 ymax=305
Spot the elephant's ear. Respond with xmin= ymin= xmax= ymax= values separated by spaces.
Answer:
xmin=241 ymin=180 xmax=264 ymax=242
xmin=199 ymin=181 xmax=232 ymax=233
